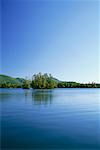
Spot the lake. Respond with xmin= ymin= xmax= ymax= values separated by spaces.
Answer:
xmin=0 ymin=88 xmax=100 ymax=149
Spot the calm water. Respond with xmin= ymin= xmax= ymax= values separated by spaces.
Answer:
xmin=0 ymin=88 xmax=100 ymax=150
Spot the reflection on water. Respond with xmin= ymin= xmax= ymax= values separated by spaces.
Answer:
xmin=32 ymin=89 xmax=53 ymax=105
xmin=24 ymin=89 xmax=30 ymax=102
xmin=1 ymin=88 xmax=100 ymax=149
xmin=0 ymin=89 xmax=54 ymax=105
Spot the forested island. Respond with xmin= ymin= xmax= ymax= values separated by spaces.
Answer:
xmin=0 ymin=73 xmax=100 ymax=89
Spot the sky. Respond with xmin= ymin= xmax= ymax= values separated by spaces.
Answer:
xmin=1 ymin=0 xmax=100 ymax=83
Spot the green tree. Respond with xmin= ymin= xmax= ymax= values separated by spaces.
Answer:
xmin=31 ymin=73 xmax=57 ymax=89
xmin=22 ymin=79 xmax=30 ymax=89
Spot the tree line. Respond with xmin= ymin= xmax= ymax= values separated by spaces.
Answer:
xmin=0 ymin=73 xmax=100 ymax=89
xmin=58 ymin=82 xmax=99 ymax=88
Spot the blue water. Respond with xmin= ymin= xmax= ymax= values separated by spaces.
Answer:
xmin=0 ymin=88 xmax=100 ymax=149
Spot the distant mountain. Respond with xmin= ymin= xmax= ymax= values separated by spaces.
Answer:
xmin=0 ymin=74 xmax=25 ymax=86
xmin=16 ymin=78 xmax=26 ymax=84
xmin=52 ymin=77 xmax=60 ymax=83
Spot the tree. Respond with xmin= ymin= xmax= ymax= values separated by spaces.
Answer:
xmin=31 ymin=73 xmax=57 ymax=89
xmin=22 ymin=79 xmax=30 ymax=89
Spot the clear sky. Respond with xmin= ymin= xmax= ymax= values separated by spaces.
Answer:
xmin=1 ymin=0 xmax=100 ymax=83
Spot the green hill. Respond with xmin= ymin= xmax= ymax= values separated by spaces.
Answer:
xmin=0 ymin=75 xmax=25 ymax=88
xmin=0 ymin=74 xmax=99 ymax=88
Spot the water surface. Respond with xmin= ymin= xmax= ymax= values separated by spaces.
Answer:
xmin=0 ymin=88 xmax=100 ymax=149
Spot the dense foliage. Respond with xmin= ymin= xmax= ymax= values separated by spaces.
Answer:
xmin=22 ymin=80 xmax=31 ymax=89
xmin=31 ymin=73 xmax=57 ymax=89
xmin=58 ymin=82 xmax=99 ymax=88
xmin=0 ymin=74 xmax=100 ymax=88
xmin=0 ymin=75 xmax=23 ymax=88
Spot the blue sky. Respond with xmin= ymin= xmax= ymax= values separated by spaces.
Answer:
xmin=1 ymin=0 xmax=99 ymax=83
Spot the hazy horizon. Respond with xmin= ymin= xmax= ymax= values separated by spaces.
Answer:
xmin=1 ymin=0 xmax=99 ymax=83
